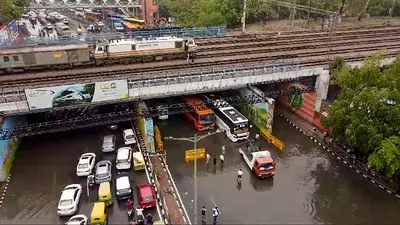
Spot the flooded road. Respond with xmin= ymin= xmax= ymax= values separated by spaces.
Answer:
xmin=159 ymin=115 xmax=400 ymax=224
xmin=0 ymin=124 xmax=158 ymax=224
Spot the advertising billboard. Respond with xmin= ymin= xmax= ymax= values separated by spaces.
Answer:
xmin=25 ymin=80 xmax=129 ymax=110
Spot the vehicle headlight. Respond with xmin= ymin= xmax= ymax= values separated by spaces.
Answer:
xmin=116 ymin=191 xmax=120 ymax=195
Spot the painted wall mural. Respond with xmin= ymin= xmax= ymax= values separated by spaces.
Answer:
xmin=137 ymin=101 xmax=155 ymax=153
xmin=237 ymin=88 xmax=275 ymax=133
xmin=279 ymin=82 xmax=317 ymax=123
xmin=0 ymin=116 xmax=26 ymax=181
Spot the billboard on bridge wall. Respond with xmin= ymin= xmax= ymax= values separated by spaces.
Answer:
xmin=25 ymin=80 xmax=129 ymax=110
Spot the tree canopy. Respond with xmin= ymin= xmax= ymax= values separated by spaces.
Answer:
xmin=160 ymin=0 xmax=400 ymax=27
xmin=322 ymin=55 xmax=400 ymax=179
xmin=0 ymin=0 xmax=30 ymax=25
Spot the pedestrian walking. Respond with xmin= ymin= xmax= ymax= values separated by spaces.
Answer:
xmin=186 ymin=53 xmax=190 ymax=63
xmin=146 ymin=213 xmax=153 ymax=225
xmin=206 ymin=153 xmax=210 ymax=164
xmin=221 ymin=145 xmax=225 ymax=155
xmin=220 ymin=154 xmax=224 ymax=166
xmin=255 ymin=133 xmax=260 ymax=141
xmin=201 ymin=206 xmax=207 ymax=224
xmin=213 ymin=155 xmax=217 ymax=166
xmin=212 ymin=206 xmax=220 ymax=224
xmin=237 ymin=169 xmax=243 ymax=182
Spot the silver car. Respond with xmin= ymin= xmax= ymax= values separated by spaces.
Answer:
xmin=102 ymin=135 xmax=116 ymax=152
xmin=95 ymin=160 xmax=112 ymax=184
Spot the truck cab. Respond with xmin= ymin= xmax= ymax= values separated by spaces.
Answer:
xmin=239 ymin=148 xmax=275 ymax=178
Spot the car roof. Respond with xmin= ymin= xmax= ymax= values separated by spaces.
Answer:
xmin=96 ymin=161 xmax=111 ymax=173
xmin=256 ymin=157 xmax=274 ymax=164
xmin=123 ymin=129 xmax=134 ymax=135
xmin=116 ymin=176 xmax=130 ymax=190
xmin=79 ymin=157 xmax=90 ymax=163
xmin=138 ymin=183 xmax=152 ymax=197
xmin=117 ymin=147 xmax=131 ymax=160
xmin=98 ymin=182 xmax=111 ymax=194
xmin=91 ymin=202 xmax=105 ymax=218
xmin=61 ymin=189 xmax=75 ymax=200
xmin=103 ymin=135 xmax=115 ymax=142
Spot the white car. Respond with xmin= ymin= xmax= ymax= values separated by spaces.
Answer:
xmin=116 ymin=147 xmax=132 ymax=170
xmin=76 ymin=153 xmax=96 ymax=176
xmin=57 ymin=184 xmax=82 ymax=216
xmin=96 ymin=21 xmax=104 ymax=27
xmin=65 ymin=214 xmax=88 ymax=225
xmin=123 ymin=129 xmax=136 ymax=145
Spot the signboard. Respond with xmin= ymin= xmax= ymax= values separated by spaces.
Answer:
xmin=185 ymin=148 xmax=206 ymax=162
xmin=25 ymin=80 xmax=129 ymax=110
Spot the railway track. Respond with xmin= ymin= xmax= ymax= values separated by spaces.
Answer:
xmin=197 ymin=35 xmax=400 ymax=58
xmin=196 ymin=26 xmax=400 ymax=45
xmin=1 ymin=25 xmax=398 ymax=78
xmin=196 ymin=24 xmax=400 ymax=41
xmin=1 ymin=41 xmax=398 ymax=89
xmin=2 ymin=25 xmax=399 ymax=81
xmin=198 ymin=30 xmax=400 ymax=51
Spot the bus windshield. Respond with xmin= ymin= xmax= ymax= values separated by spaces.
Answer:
xmin=199 ymin=113 xmax=215 ymax=125
xmin=233 ymin=122 xmax=249 ymax=134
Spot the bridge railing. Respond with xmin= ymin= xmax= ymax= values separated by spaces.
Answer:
xmin=3 ymin=26 xmax=227 ymax=46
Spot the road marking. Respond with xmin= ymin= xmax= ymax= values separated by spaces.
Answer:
xmin=52 ymin=172 xmax=57 ymax=196
xmin=210 ymin=196 xmax=217 ymax=206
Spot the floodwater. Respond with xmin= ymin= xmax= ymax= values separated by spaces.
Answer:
xmin=159 ymin=114 xmax=400 ymax=224
xmin=0 ymin=124 xmax=158 ymax=224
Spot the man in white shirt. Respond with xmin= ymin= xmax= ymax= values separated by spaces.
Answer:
xmin=237 ymin=169 xmax=243 ymax=181
xmin=219 ymin=154 xmax=224 ymax=165
xmin=206 ymin=153 xmax=210 ymax=164
xmin=212 ymin=206 xmax=220 ymax=224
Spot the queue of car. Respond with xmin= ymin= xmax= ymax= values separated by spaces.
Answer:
xmin=60 ymin=128 xmax=155 ymax=225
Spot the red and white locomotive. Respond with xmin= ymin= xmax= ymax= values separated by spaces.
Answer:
xmin=0 ymin=36 xmax=196 ymax=73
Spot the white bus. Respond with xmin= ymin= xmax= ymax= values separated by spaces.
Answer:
xmin=203 ymin=94 xmax=250 ymax=142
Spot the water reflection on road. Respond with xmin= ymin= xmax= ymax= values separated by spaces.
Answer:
xmin=159 ymin=115 xmax=400 ymax=224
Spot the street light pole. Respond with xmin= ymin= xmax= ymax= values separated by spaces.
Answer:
xmin=165 ymin=129 xmax=222 ymax=225
xmin=242 ymin=0 xmax=248 ymax=32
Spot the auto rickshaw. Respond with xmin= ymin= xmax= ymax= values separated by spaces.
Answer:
xmin=91 ymin=202 xmax=107 ymax=225
xmin=133 ymin=152 xmax=145 ymax=171
xmin=98 ymin=181 xmax=113 ymax=206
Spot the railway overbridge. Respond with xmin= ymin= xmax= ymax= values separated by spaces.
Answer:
xmin=0 ymin=61 xmax=325 ymax=139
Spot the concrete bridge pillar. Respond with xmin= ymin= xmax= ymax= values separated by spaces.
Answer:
xmin=236 ymin=86 xmax=276 ymax=133
xmin=0 ymin=116 xmax=26 ymax=181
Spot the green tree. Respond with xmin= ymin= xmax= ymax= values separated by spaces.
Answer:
xmin=0 ymin=0 xmax=30 ymax=25
xmin=322 ymin=54 xmax=400 ymax=178
xmin=369 ymin=136 xmax=400 ymax=178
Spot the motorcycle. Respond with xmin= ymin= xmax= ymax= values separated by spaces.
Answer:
xmin=127 ymin=208 xmax=133 ymax=217
xmin=137 ymin=215 xmax=145 ymax=225
xmin=87 ymin=175 xmax=95 ymax=188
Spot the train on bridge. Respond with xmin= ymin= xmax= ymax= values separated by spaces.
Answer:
xmin=0 ymin=36 xmax=197 ymax=73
